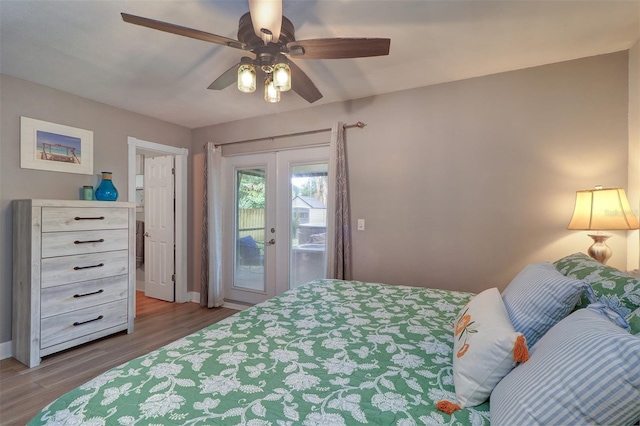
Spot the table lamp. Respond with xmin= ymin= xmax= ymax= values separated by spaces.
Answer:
xmin=567 ymin=186 xmax=639 ymax=264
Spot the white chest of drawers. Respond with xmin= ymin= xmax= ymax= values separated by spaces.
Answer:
xmin=12 ymin=199 xmax=136 ymax=367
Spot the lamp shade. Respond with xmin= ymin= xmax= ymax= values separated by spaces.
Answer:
xmin=273 ymin=62 xmax=291 ymax=92
xmin=567 ymin=187 xmax=639 ymax=230
xmin=248 ymin=0 xmax=282 ymax=43
xmin=264 ymin=76 xmax=280 ymax=103
xmin=237 ymin=63 xmax=256 ymax=93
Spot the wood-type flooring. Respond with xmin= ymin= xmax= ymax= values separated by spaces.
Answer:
xmin=0 ymin=292 xmax=238 ymax=425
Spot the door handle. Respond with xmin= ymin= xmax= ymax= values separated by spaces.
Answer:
xmin=265 ymin=239 xmax=275 ymax=246
xmin=144 ymin=232 xmax=150 ymax=237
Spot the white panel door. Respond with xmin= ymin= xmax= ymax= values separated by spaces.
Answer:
xmin=144 ymin=155 xmax=175 ymax=302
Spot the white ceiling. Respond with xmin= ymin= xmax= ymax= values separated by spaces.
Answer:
xmin=1 ymin=1 xmax=638 ymax=129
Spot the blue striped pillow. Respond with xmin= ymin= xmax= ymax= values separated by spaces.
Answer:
xmin=490 ymin=308 xmax=640 ymax=426
xmin=501 ymin=263 xmax=586 ymax=347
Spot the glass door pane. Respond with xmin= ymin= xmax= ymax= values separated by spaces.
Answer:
xmin=224 ymin=152 xmax=276 ymax=305
xmin=224 ymin=148 xmax=327 ymax=303
xmin=289 ymin=163 xmax=329 ymax=288
xmin=234 ymin=168 xmax=266 ymax=291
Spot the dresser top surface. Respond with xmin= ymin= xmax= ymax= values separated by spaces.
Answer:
xmin=13 ymin=199 xmax=136 ymax=208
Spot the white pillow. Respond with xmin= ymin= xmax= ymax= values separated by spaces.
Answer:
xmin=437 ymin=287 xmax=528 ymax=413
xmin=491 ymin=307 xmax=640 ymax=425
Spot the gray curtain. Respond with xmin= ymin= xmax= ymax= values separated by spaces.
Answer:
xmin=200 ymin=143 xmax=224 ymax=307
xmin=327 ymin=122 xmax=352 ymax=280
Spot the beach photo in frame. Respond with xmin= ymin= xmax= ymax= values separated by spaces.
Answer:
xmin=20 ymin=116 xmax=93 ymax=175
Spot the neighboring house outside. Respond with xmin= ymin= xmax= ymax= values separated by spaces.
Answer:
xmin=292 ymin=196 xmax=327 ymax=245
xmin=292 ymin=195 xmax=326 ymax=225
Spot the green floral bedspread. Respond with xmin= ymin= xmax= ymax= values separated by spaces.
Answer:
xmin=30 ymin=280 xmax=490 ymax=425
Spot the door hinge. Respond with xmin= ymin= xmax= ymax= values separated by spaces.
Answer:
xmin=172 ymin=168 xmax=175 ymax=175
xmin=171 ymin=274 xmax=176 ymax=282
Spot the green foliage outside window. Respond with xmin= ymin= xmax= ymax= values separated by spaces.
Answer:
xmin=238 ymin=172 xmax=266 ymax=209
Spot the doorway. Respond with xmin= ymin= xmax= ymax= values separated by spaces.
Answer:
xmin=222 ymin=147 xmax=330 ymax=304
xmin=127 ymin=137 xmax=189 ymax=303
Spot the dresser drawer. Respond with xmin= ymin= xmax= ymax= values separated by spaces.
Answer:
xmin=41 ymin=250 xmax=129 ymax=288
xmin=42 ymin=207 xmax=129 ymax=232
xmin=41 ymin=275 xmax=128 ymax=318
xmin=42 ymin=229 xmax=128 ymax=258
xmin=40 ymin=301 xmax=128 ymax=349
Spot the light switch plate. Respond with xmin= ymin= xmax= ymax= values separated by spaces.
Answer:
xmin=357 ymin=219 xmax=365 ymax=231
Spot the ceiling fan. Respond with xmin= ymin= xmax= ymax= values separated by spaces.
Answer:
xmin=121 ymin=0 xmax=390 ymax=104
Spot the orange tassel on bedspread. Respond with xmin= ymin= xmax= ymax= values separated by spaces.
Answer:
xmin=436 ymin=400 xmax=462 ymax=414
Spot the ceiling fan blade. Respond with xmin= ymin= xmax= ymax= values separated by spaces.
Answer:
xmin=288 ymin=60 xmax=322 ymax=103
xmin=208 ymin=62 xmax=242 ymax=90
xmin=248 ymin=0 xmax=282 ymax=44
xmin=287 ymin=38 xmax=390 ymax=59
xmin=121 ymin=13 xmax=246 ymax=50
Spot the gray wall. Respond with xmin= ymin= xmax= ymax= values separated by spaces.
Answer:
xmin=0 ymin=74 xmax=192 ymax=343
xmin=0 ymin=51 xmax=632 ymax=346
xmin=192 ymin=52 xmax=630 ymax=293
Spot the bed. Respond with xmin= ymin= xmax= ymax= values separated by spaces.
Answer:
xmin=28 ymin=254 xmax=640 ymax=425
xmin=29 ymin=279 xmax=490 ymax=425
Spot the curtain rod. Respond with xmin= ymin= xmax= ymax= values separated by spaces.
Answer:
xmin=208 ymin=121 xmax=366 ymax=148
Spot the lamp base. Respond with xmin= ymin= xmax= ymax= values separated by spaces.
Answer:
xmin=587 ymin=234 xmax=612 ymax=264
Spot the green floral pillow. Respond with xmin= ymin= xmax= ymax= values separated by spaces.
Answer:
xmin=627 ymin=308 xmax=640 ymax=335
xmin=554 ymin=252 xmax=640 ymax=318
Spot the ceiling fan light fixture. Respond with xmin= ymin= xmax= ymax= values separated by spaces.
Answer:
xmin=237 ymin=63 xmax=256 ymax=93
xmin=248 ymin=0 xmax=282 ymax=44
xmin=264 ymin=76 xmax=280 ymax=103
xmin=273 ymin=62 xmax=291 ymax=92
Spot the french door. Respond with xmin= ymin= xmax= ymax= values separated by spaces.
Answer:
xmin=222 ymin=147 xmax=330 ymax=304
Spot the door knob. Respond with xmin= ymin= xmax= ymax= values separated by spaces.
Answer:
xmin=144 ymin=232 xmax=150 ymax=237
xmin=265 ymin=239 xmax=275 ymax=245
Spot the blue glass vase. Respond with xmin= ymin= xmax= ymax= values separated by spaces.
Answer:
xmin=95 ymin=172 xmax=118 ymax=201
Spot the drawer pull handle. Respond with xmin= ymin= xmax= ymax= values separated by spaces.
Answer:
xmin=73 ymin=263 xmax=104 ymax=270
xmin=73 ymin=315 xmax=104 ymax=326
xmin=74 ymin=239 xmax=105 ymax=244
xmin=73 ymin=289 xmax=104 ymax=298
xmin=74 ymin=216 xmax=105 ymax=221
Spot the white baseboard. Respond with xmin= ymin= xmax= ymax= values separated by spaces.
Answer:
xmin=188 ymin=291 xmax=248 ymax=311
xmin=0 ymin=340 xmax=12 ymax=360
xmin=222 ymin=302 xmax=250 ymax=311
xmin=188 ymin=291 xmax=200 ymax=303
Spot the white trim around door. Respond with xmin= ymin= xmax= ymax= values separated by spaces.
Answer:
xmin=127 ymin=137 xmax=189 ymax=303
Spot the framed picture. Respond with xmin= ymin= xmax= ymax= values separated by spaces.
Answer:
xmin=20 ymin=116 xmax=93 ymax=175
